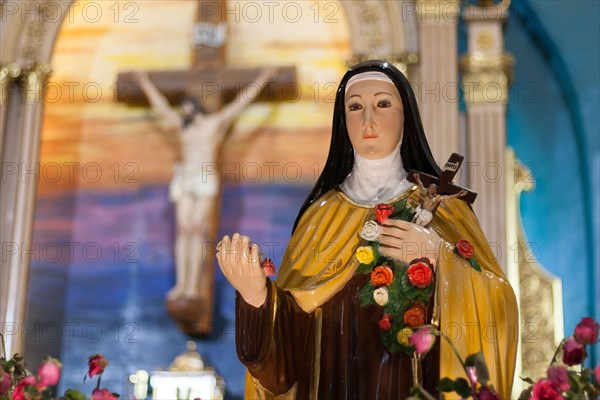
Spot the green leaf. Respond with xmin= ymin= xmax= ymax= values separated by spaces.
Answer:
xmin=453 ymin=378 xmax=472 ymax=398
xmin=465 ymin=352 xmax=490 ymax=385
xmin=62 ymin=390 xmax=87 ymax=400
xmin=517 ymin=388 xmax=532 ymax=400
xmin=519 ymin=376 xmax=535 ymax=385
xmin=359 ymin=282 xmax=376 ymax=307
xmin=468 ymin=258 xmax=482 ymax=272
xmin=438 ymin=377 xmax=455 ymax=392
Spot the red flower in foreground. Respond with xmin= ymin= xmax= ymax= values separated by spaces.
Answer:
xmin=88 ymin=354 xmax=108 ymax=378
xmin=573 ymin=317 xmax=599 ymax=345
xmin=91 ymin=388 xmax=118 ymax=400
xmin=37 ymin=358 xmax=61 ymax=389
xmin=261 ymin=257 xmax=277 ymax=276
xmin=594 ymin=364 xmax=600 ymax=384
xmin=547 ymin=365 xmax=570 ymax=392
xmin=477 ymin=387 xmax=501 ymax=400
xmin=455 ymin=239 xmax=474 ymax=259
xmin=374 ymin=203 xmax=395 ymax=225
xmin=378 ymin=314 xmax=392 ymax=331
xmin=371 ymin=266 xmax=394 ymax=286
xmin=403 ymin=303 xmax=427 ymax=327
xmin=407 ymin=261 xmax=433 ymax=288
xmin=531 ymin=379 xmax=564 ymax=400
xmin=562 ymin=337 xmax=586 ymax=366
xmin=11 ymin=376 xmax=37 ymax=400
xmin=0 ymin=370 xmax=12 ymax=396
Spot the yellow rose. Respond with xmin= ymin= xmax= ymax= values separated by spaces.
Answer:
xmin=396 ymin=327 xmax=413 ymax=346
xmin=355 ymin=246 xmax=374 ymax=264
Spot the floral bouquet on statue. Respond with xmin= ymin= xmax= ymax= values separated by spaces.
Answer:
xmin=354 ymin=200 xmax=436 ymax=355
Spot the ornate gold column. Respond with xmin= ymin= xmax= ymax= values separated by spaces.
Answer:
xmin=460 ymin=0 xmax=513 ymax=270
xmin=416 ymin=0 xmax=460 ymax=164
xmin=1 ymin=0 xmax=69 ymax=358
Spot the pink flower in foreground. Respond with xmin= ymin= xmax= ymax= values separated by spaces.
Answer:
xmin=477 ymin=387 xmax=500 ymax=400
xmin=547 ymin=365 xmax=570 ymax=392
xmin=408 ymin=326 xmax=436 ymax=355
xmin=91 ymin=388 xmax=118 ymax=400
xmin=466 ymin=365 xmax=478 ymax=389
xmin=88 ymin=354 xmax=109 ymax=378
xmin=562 ymin=337 xmax=586 ymax=366
xmin=0 ymin=370 xmax=12 ymax=396
xmin=573 ymin=317 xmax=599 ymax=345
xmin=37 ymin=357 xmax=62 ymax=389
xmin=594 ymin=364 xmax=600 ymax=383
xmin=531 ymin=379 xmax=564 ymax=400
xmin=11 ymin=375 xmax=37 ymax=400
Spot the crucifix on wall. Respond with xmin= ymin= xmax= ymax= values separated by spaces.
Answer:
xmin=115 ymin=0 xmax=297 ymax=337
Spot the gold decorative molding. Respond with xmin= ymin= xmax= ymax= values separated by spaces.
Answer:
xmin=22 ymin=62 xmax=52 ymax=103
xmin=0 ymin=63 xmax=21 ymax=105
xmin=460 ymin=53 xmax=515 ymax=104
xmin=347 ymin=52 xmax=419 ymax=77
xmin=505 ymin=148 xmax=564 ymax=394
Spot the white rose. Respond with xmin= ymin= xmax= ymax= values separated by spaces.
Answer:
xmin=360 ymin=220 xmax=381 ymax=241
xmin=373 ymin=287 xmax=389 ymax=306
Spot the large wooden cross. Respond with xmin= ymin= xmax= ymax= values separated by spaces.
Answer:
xmin=407 ymin=153 xmax=478 ymax=204
xmin=115 ymin=0 xmax=297 ymax=337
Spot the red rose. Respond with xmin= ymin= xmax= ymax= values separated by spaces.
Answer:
xmin=261 ymin=257 xmax=277 ymax=276
xmin=562 ymin=337 xmax=586 ymax=366
xmin=477 ymin=387 xmax=501 ymax=400
xmin=11 ymin=376 xmax=37 ymax=400
xmin=88 ymin=354 xmax=108 ymax=378
xmin=37 ymin=358 xmax=61 ymax=389
xmin=403 ymin=303 xmax=427 ymax=327
xmin=531 ymin=379 xmax=564 ymax=400
xmin=371 ymin=266 xmax=394 ymax=286
xmin=594 ymin=364 xmax=600 ymax=384
xmin=91 ymin=388 xmax=118 ymax=400
xmin=379 ymin=314 xmax=392 ymax=331
xmin=375 ymin=203 xmax=395 ymax=225
xmin=456 ymin=239 xmax=474 ymax=259
xmin=573 ymin=317 xmax=599 ymax=345
xmin=547 ymin=365 xmax=570 ymax=392
xmin=407 ymin=262 xmax=433 ymax=288
xmin=0 ymin=370 xmax=12 ymax=396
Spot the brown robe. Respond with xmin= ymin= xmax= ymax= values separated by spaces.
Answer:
xmin=236 ymin=275 xmax=440 ymax=399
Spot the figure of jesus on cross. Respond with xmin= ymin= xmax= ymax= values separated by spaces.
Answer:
xmin=135 ymin=68 xmax=278 ymax=301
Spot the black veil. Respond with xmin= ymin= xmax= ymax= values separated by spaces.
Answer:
xmin=293 ymin=60 xmax=441 ymax=231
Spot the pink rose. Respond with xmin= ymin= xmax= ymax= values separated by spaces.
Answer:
xmin=408 ymin=326 xmax=436 ymax=355
xmin=477 ymin=387 xmax=500 ymax=400
xmin=12 ymin=376 xmax=37 ymax=400
xmin=37 ymin=358 xmax=61 ymax=389
xmin=573 ymin=317 xmax=599 ymax=345
xmin=88 ymin=354 xmax=109 ymax=378
xmin=0 ymin=370 xmax=12 ymax=396
xmin=531 ymin=379 xmax=564 ymax=400
xmin=91 ymin=388 xmax=118 ymax=400
xmin=594 ymin=364 xmax=600 ymax=384
xmin=562 ymin=337 xmax=586 ymax=366
xmin=547 ymin=365 xmax=569 ymax=392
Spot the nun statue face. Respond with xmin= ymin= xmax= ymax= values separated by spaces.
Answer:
xmin=344 ymin=79 xmax=404 ymax=160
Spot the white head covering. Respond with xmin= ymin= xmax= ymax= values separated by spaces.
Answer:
xmin=345 ymin=71 xmax=395 ymax=95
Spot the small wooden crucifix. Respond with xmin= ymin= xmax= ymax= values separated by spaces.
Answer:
xmin=114 ymin=0 xmax=297 ymax=337
xmin=407 ymin=153 xmax=477 ymax=226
